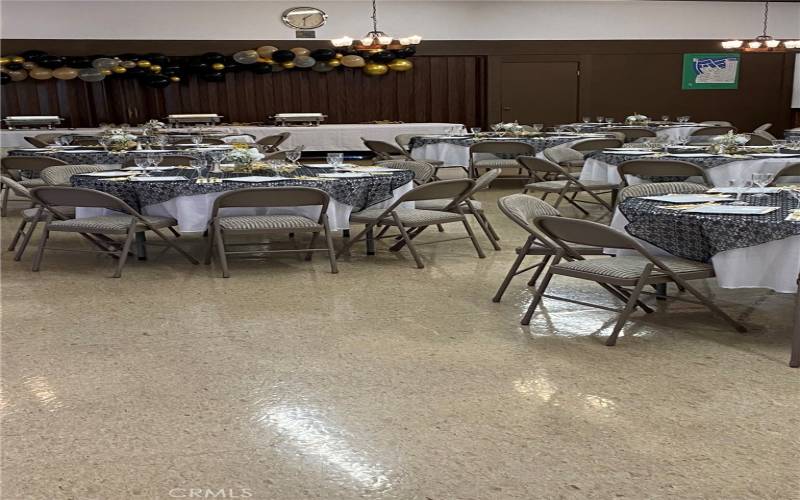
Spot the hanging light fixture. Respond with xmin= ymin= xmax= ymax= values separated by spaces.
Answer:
xmin=722 ymin=2 xmax=799 ymax=52
xmin=331 ymin=0 xmax=421 ymax=51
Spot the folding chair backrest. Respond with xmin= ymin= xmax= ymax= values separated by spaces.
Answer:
xmin=0 ymin=175 xmax=32 ymax=198
xmin=472 ymin=168 xmax=501 ymax=192
xmin=30 ymin=186 xmax=134 ymax=212
xmin=395 ymin=134 xmax=417 ymax=152
xmin=376 ymin=160 xmax=434 ymax=183
xmin=754 ymin=123 xmax=772 ymax=133
xmin=617 ymin=159 xmax=708 ymax=186
xmin=157 ymin=155 xmax=196 ymax=167
xmin=606 ymin=128 xmax=656 ymax=141
xmin=35 ymin=133 xmax=66 ymax=144
xmin=212 ymin=187 xmax=330 ymax=213
xmin=398 ymin=179 xmax=474 ymax=203
xmin=534 ymin=216 xmax=638 ymax=250
xmin=40 ymin=164 xmax=112 ymax=185
xmin=543 ymin=147 xmax=584 ymax=165
xmin=498 ymin=193 xmax=560 ymax=232
xmin=690 ymin=126 xmax=736 ymax=136
xmin=516 ymin=156 xmax=567 ymax=177
xmin=2 ymin=156 xmax=68 ymax=177
xmin=746 ymin=134 xmax=772 ymax=146
xmin=469 ymin=141 xmax=536 ymax=156
xmin=571 ymin=138 xmax=623 ymax=153
xmin=772 ymin=163 xmax=800 ymax=185
xmin=754 ymin=129 xmax=777 ymax=141
xmin=617 ymin=181 xmax=708 ymax=204
xmin=256 ymin=133 xmax=290 ymax=150
xmin=700 ymin=121 xmax=733 ymax=127
xmin=24 ymin=137 xmax=48 ymax=148
xmin=264 ymin=151 xmax=287 ymax=161
xmin=362 ymin=139 xmax=407 ymax=159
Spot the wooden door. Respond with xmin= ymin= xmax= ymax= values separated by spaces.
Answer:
xmin=499 ymin=61 xmax=580 ymax=126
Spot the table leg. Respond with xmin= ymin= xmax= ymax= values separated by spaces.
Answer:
xmin=791 ymin=276 xmax=800 ymax=368
xmin=135 ymin=232 xmax=147 ymax=261
xmin=366 ymin=227 xmax=375 ymax=255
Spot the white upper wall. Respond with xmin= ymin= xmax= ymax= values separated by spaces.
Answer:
xmin=1 ymin=0 xmax=799 ymax=41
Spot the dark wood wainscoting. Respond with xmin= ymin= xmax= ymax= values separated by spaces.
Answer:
xmin=0 ymin=39 xmax=795 ymax=131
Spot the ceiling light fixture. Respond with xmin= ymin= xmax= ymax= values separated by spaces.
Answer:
xmin=331 ymin=0 xmax=421 ymax=52
xmin=722 ymin=2 xmax=799 ymax=52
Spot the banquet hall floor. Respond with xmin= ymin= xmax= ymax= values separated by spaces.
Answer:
xmin=1 ymin=183 xmax=797 ymax=500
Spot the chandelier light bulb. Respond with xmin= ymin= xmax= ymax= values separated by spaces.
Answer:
xmin=765 ymin=39 xmax=780 ymax=48
xmin=360 ymin=36 xmax=375 ymax=46
xmin=408 ymin=35 xmax=422 ymax=45
xmin=378 ymin=35 xmax=393 ymax=45
xmin=748 ymin=41 xmax=762 ymax=49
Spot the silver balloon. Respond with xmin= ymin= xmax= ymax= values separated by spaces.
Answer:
xmin=92 ymin=57 xmax=117 ymax=70
xmin=232 ymin=50 xmax=259 ymax=65
xmin=294 ymin=55 xmax=316 ymax=68
xmin=78 ymin=68 xmax=106 ymax=82
xmin=312 ymin=61 xmax=335 ymax=73
xmin=120 ymin=60 xmax=137 ymax=69
xmin=256 ymin=45 xmax=278 ymax=58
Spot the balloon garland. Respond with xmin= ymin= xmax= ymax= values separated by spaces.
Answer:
xmin=0 ymin=46 xmax=416 ymax=87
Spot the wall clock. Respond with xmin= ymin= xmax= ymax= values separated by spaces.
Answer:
xmin=281 ymin=7 xmax=328 ymax=30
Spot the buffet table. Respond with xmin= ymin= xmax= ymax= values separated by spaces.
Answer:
xmin=1 ymin=123 xmax=466 ymax=152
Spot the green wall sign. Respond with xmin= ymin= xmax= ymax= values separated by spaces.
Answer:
xmin=682 ymin=53 xmax=740 ymax=90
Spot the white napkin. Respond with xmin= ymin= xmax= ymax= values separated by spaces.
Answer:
xmin=79 ymin=170 xmax=131 ymax=177
xmin=642 ymin=194 xmax=733 ymax=203
xmin=318 ymin=172 xmax=370 ymax=178
xmin=129 ymin=176 xmax=188 ymax=182
xmin=683 ymin=206 xmax=779 ymax=215
xmin=222 ymin=176 xmax=289 ymax=182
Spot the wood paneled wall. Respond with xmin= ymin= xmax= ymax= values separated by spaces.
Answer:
xmin=0 ymin=39 xmax=795 ymax=131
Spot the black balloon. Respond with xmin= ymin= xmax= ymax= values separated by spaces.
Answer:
xmin=187 ymin=60 xmax=209 ymax=74
xmin=371 ymin=51 xmax=396 ymax=63
xmin=143 ymin=74 xmax=170 ymax=88
xmin=144 ymin=53 xmax=170 ymax=66
xmin=38 ymin=56 xmax=66 ymax=69
xmin=118 ymin=53 xmax=141 ymax=62
xmin=20 ymin=50 xmax=47 ymax=63
xmin=310 ymin=49 xmax=336 ymax=61
xmin=251 ymin=62 xmax=273 ymax=74
xmin=271 ymin=50 xmax=296 ymax=63
xmin=201 ymin=71 xmax=225 ymax=82
xmin=395 ymin=47 xmax=416 ymax=58
xmin=224 ymin=58 xmax=247 ymax=73
xmin=160 ymin=65 xmax=185 ymax=77
xmin=0 ymin=73 xmax=10 ymax=85
xmin=66 ymin=56 xmax=93 ymax=69
xmin=337 ymin=48 xmax=358 ymax=56
xmin=4 ymin=63 xmax=23 ymax=71
xmin=125 ymin=67 xmax=148 ymax=78
xmin=202 ymin=52 xmax=225 ymax=63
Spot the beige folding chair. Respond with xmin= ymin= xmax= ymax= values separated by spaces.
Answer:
xmin=493 ymin=193 xmax=606 ymax=302
xmin=415 ymin=169 xmax=502 ymax=250
xmin=394 ymin=134 xmax=465 ymax=179
xmin=34 ymin=133 xmax=67 ymax=144
xmin=570 ymin=138 xmax=623 ymax=154
xmin=746 ymin=134 xmax=773 ymax=146
xmin=40 ymin=164 xmax=115 ymax=186
xmin=617 ymin=159 xmax=710 ymax=187
xmin=24 ymin=137 xmax=48 ymax=148
xmin=375 ymin=160 xmax=435 ymax=184
xmin=1 ymin=156 xmax=68 ymax=216
xmin=338 ymin=179 xmax=484 ymax=268
xmin=688 ymin=126 xmax=737 ymax=144
xmin=543 ymin=147 xmax=585 ymax=171
xmin=28 ymin=186 xmax=197 ymax=278
xmin=468 ymin=141 xmax=537 ymax=179
xmin=754 ymin=123 xmax=772 ymax=133
xmin=523 ymin=216 xmax=746 ymax=344
xmin=606 ymin=127 xmax=656 ymax=142
xmin=770 ymin=163 xmax=800 ymax=186
xmin=518 ymin=156 xmax=619 ymax=214
xmin=256 ymin=133 xmax=290 ymax=152
xmin=204 ymin=187 xmax=337 ymax=278
xmin=616 ymin=182 xmax=708 ymax=204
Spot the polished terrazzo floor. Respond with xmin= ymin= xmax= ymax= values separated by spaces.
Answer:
xmin=1 ymin=182 xmax=798 ymax=500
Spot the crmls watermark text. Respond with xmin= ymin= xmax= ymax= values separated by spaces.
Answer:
xmin=168 ymin=488 xmax=254 ymax=498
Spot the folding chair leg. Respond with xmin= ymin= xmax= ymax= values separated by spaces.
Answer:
xmin=305 ymin=231 xmax=320 ymax=261
xmin=1 ymin=186 xmax=8 ymax=217
xmin=791 ymin=278 xmax=800 ymax=367
xmin=168 ymin=226 xmax=181 ymax=238
xmin=563 ymin=193 xmax=590 ymax=216
xmin=436 ymin=224 xmax=445 ymax=232
xmin=203 ymin=223 xmax=214 ymax=265
xmin=471 ymin=210 xmax=500 ymax=251
xmin=336 ymin=223 xmax=373 ymax=258
xmin=375 ymin=224 xmax=391 ymax=239
xmin=8 ymin=220 xmax=27 ymax=251
xmin=31 ymin=227 xmax=50 ymax=272
xmin=492 ymin=241 xmax=531 ymax=302
xmin=528 ymin=254 xmax=551 ymax=287
xmin=112 ymin=227 xmax=137 ymax=278
xmin=460 ymin=217 xmax=486 ymax=259
xmin=214 ymin=223 xmax=230 ymax=278
xmin=148 ymin=226 xmax=199 ymax=265
xmin=674 ymin=277 xmax=747 ymax=333
xmin=365 ymin=227 xmax=376 ymax=255
xmin=482 ymin=212 xmax=501 ymax=242
xmin=323 ymin=218 xmax=338 ymax=274
xmin=522 ymin=267 xmax=555 ymax=325
xmin=606 ymin=267 xmax=651 ymax=346
xmin=135 ymin=232 xmax=147 ymax=260
xmin=392 ymin=213 xmax=424 ymax=268
xmin=389 ymin=226 xmax=426 ymax=252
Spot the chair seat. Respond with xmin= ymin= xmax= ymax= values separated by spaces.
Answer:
xmin=551 ymin=255 xmax=713 ymax=284
xmin=19 ymin=178 xmax=46 ymax=187
xmin=516 ymin=242 xmax=605 ymax=256
xmin=561 ymin=159 xmax=585 ymax=169
xmin=48 ymin=215 xmax=178 ymax=234
xmin=414 ymin=199 xmax=482 ymax=211
xmin=217 ymin=215 xmax=321 ymax=232
xmin=525 ymin=179 xmax=618 ymax=192
xmin=22 ymin=206 xmax=75 ymax=222
xmin=351 ymin=208 xmax=464 ymax=226
xmin=473 ymin=159 xmax=520 ymax=169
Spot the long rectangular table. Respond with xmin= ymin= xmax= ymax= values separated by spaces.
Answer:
xmin=0 ymin=123 xmax=466 ymax=152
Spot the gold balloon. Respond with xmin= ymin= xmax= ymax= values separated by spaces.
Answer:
xmin=100 ymin=69 xmax=112 ymax=76
xmin=8 ymin=69 xmax=28 ymax=81
xmin=169 ymin=76 xmax=181 ymax=82
xmin=120 ymin=60 xmax=136 ymax=68
xmin=137 ymin=60 xmax=151 ymax=68
xmin=150 ymin=64 xmax=162 ymax=73
xmin=211 ymin=62 xmax=225 ymax=71
xmin=256 ymin=45 xmax=278 ymax=58
xmin=291 ymin=47 xmax=310 ymax=57
xmin=335 ymin=53 xmax=343 ymax=59
xmin=0 ymin=57 xmax=9 ymax=65
xmin=341 ymin=55 xmax=365 ymax=68
xmin=256 ymin=57 xmax=273 ymax=64
xmin=11 ymin=56 xmax=24 ymax=63
xmin=327 ymin=59 xmax=341 ymax=67
xmin=22 ymin=61 xmax=36 ymax=70
xmin=53 ymin=67 xmax=79 ymax=80
xmin=29 ymin=67 xmax=53 ymax=80
xmin=363 ymin=62 xmax=388 ymax=76
xmin=388 ymin=59 xmax=413 ymax=72
xmin=112 ymin=66 xmax=127 ymax=74
xmin=281 ymin=61 xmax=295 ymax=69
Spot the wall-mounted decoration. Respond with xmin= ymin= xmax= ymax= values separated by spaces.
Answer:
xmin=682 ymin=53 xmax=740 ymax=90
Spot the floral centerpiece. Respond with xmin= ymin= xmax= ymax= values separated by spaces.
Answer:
xmin=141 ymin=119 xmax=166 ymax=137
xmin=225 ymin=144 xmax=265 ymax=168
xmin=624 ymin=113 xmax=649 ymax=126
xmin=708 ymin=131 xmax=750 ymax=154
xmin=100 ymin=128 xmax=138 ymax=152
xmin=491 ymin=121 xmax=538 ymax=136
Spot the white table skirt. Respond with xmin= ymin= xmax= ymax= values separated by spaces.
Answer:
xmin=581 ymin=157 xmax=800 ymax=187
xmin=76 ymin=182 xmax=414 ymax=233
xmin=609 ymin=210 xmax=800 ymax=293
xmin=411 ymin=139 xmax=575 ymax=167
xmin=1 ymin=123 xmax=466 ymax=152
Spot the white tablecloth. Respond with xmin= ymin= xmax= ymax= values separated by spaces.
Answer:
xmin=1 ymin=123 xmax=466 ymax=152
xmin=654 ymin=125 xmax=705 ymax=142
xmin=581 ymin=156 xmax=800 ymax=187
xmin=610 ymin=210 xmax=799 ymax=293
xmin=77 ymin=183 xmax=414 ymax=233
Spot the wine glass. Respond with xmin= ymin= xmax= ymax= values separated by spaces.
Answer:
xmin=532 ymin=123 xmax=544 ymax=132
xmin=286 ymin=147 xmax=302 ymax=165
xmin=154 ymin=135 xmax=168 ymax=149
xmin=207 ymin=150 xmax=225 ymax=174
xmin=750 ymin=172 xmax=773 ymax=198
xmin=582 ymin=117 xmax=591 ymax=124
xmin=661 ymin=115 xmax=670 ymax=122
xmin=728 ymin=178 xmax=750 ymax=205
xmin=190 ymin=158 xmax=206 ymax=180
xmin=98 ymin=136 xmax=109 ymax=151
xmin=604 ymin=117 xmax=614 ymax=124
xmin=470 ymin=127 xmax=481 ymax=135
xmin=596 ymin=116 xmax=605 ymax=124
xmin=771 ymin=139 xmax=787 ymax=153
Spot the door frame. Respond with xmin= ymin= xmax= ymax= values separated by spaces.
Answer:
xmin=487 ymin=54 xmax=591 ymax=126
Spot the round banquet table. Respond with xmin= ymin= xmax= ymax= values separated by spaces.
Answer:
xmin=581 ymin=151 xmax=800 ymax=187
xmin=71 ymin=166 xmax=415 ymax=233
xmin=8 ymin=147 xmax=229 ymax=165
xmin=408 ymin=133 xmax=608 ymax=166
xmin=610 ymin=191 xmax=800 ymax=293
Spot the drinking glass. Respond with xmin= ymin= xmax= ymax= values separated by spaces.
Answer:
xmin=661 ymin=115 xmax=670 ymax=122
xmin=582 ymin=117 xmax=591 ymax=124
xmin=596 ymin=116 xmax=605 ymax=123
xmin=470 ymin=127 xmax=481 ymax=135
xmin=207 ymin=150 xmax=225 ymax=173
xmin=771 ymin=139 xmax=787 ymax=153
xmin=190 ymin=158 xmax=207 ymax=180
xmin=532 ymin=123 xmax=544 ymax=132
xmin=286 ymin=147 xmax=302 ymax=164
xmin=750 ymin=172 xmax=773 ymax=198
xmin=728 ymin=179 xmax=750 ymax=205
xmin=326 ymin=152 xmax=344 ymax=171
xmin=605 ymin=117 xmax=614 ymax=124
xmin=154 ymin=135 xmax=168 ymax=149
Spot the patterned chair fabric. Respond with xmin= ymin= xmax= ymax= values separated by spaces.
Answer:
xmin=525 ymin=179 xmax=618 ymax=192
xmin=552 ymin=255 xmax=713 ymax=281
xmin=40 ymin=164 xmax=114 ymax=186
xmin=217 ymin=215 xmax=321 ymax=231
xmin=22 ymin=206 xmax=75 ymax=222
xmin=350 ymin=208 xmax=465 ymax=226
xmin=617 ymin=181 xmax=707 ymax=204
xmin=376 ymin=160 xmax=435 ymax=183
xmin=47 ymin=215 xmax=178 ymax=234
